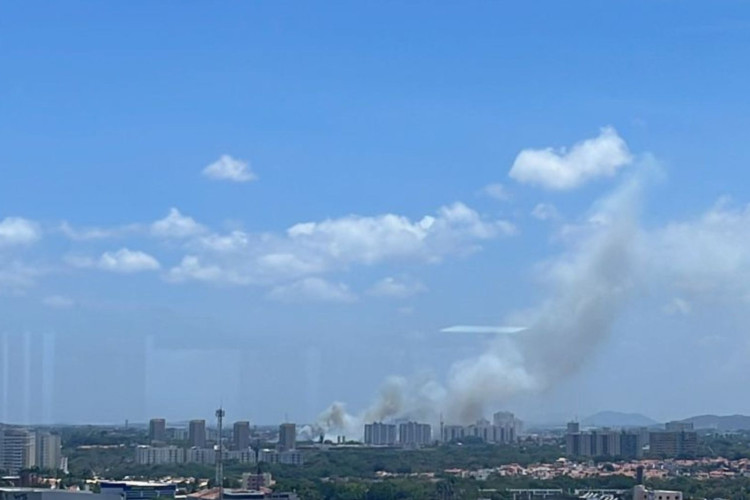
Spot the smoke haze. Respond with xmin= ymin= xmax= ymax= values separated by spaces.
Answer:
xmin=318 ymin=173 xmax=645 ymax=436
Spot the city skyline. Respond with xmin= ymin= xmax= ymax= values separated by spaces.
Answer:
xmin=3 ymin=2 xmax=750 ymax=425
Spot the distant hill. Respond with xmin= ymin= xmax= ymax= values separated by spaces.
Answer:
xmin=582 ymin=411 xmax=658 ymax=428
xmin=679 ymin=414 xmax=750 ymax=431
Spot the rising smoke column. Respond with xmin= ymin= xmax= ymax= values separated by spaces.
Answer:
xmin=444 ymin=175 xmax=643 ymax=422
xmin=318 ymin=174 xmax=645 ymax=434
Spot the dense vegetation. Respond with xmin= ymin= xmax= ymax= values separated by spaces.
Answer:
xmin=52 ymin=427 xmax=750 ymax=499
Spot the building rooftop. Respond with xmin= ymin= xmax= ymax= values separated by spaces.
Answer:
xmin=0 ymin=489 xmax=95 ymax=494
xmin=99 ymin=481 xmax=174 ymax=487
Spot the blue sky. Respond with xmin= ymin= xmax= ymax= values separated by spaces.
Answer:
xmin=2 ymin=2 xmax=750 ymax=427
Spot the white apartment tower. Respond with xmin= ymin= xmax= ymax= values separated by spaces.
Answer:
xmin=0 ymin=428 xmax=36 ymax=473
xmin=36 ymin=431 xmax=62 ymax=470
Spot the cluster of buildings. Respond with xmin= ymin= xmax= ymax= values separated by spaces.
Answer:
xmin=564 ymin=423 xmax=644 ymax=459
xmin=565 ymin=422 xmax=698 ymax=459
xmin=648 ymin=422 xmax=698 ymax=457
xmin=362 ymin=411 xmax=523 ymax=447
xmin=503 ymin=486 xmax=682 ymax=500
xmin=0 ymin=479 xmax=300 ymax=500
xmin=363 ymin=421 xmax=432 ymax=447
xmin=0 ymin=427 xmax=64 ymax=474
xmin=136 ymin=419 xmax=302 ymax=466
xmin=374 ymin=455 xmax=750 ymax=483
xmin=441 ymin=411 xmax=522 ymax=444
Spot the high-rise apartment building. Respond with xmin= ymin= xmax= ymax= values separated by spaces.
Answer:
xmin=649 ymin=430 xmax=697 ymax=457
xmin=233 ymin=421 xmax=251 ymax=450
xmin=35 ymin=431 xmax=62 ymax=470
xmin=364 ymin=422 xmax=397 ymax=446
xmin=665 ymin=421 xmax=694 ymax=432
xmin=438 ymin=415 xmax=520 ymax=444
xmin=467 ymin=418 xmax=517 ymax=444
xmin=493 ymin=411 xmax=523 ymax=439
xmin=565 ymin=427 xmax=643 ymax=459
xmin=149 ymin=418 xmax=167 ymax=443
xmin=441 ymin=425 xmax=465 ymax=443
xmin=188 ymin=420 xmax=206 ymax=448
xmin=398 ymin=422 xmax=432 ymax=447
xmin=0 ymin=428 xmax=36 ymax=473
xmin=278 ymin=423 xmax=296 ymax=452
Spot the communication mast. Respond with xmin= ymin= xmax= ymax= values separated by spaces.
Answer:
xmin=215 ymin=407 xmax=225 ymax=500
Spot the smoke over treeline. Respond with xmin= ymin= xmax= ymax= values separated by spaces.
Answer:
xmin=315 ymin=173 xmax=646 ymax=439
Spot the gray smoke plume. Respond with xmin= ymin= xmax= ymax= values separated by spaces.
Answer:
xmin=444 ymin=175 xmax=642 ymax=422
xmin=317 ymin=175 xmax=644 ymax=435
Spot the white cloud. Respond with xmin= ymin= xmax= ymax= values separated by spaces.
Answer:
xmin=99 ymin=249 xmax=160 ymax=273
xmin=196 ymin=230 xmax=250 ymax=253
xmin=0 ymin=217 xmax=40 ymax=246
xmin=167 ymin=202 xmax=514 ymax=286
xmin=151 ymin=208 xmax=206 ymax=238
xmin=531 ymin=203 xmax=560 ymax=221
xmin=69 ymin=248 xmax=160 ymax=273
xmin=367 ymin=277 xmax=427 ymax=299
xmin=202 ymin=155 xmax=257 ymax=183
xmin=286 ymin=202 xmax=514 ymax=265
xmin=166 ymin=255 xmax=251 ymax=285
xmin=268 ymin=277 xmax=356 ymax=303
xmin=509 ymin=127 xmax=632 ymax=190
xmin=647 ymin=197 xmax=750 ymax=298
xmin=482 ymin=183 xmax=511 ymax=202
xmin=555 ymin=190 xmax=750 ymax=307
xmin=42 ymin=295 xmax=75 ymax=308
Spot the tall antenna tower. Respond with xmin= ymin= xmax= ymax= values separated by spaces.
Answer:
xmin=215 ymin=407 xmax=225 ymax=500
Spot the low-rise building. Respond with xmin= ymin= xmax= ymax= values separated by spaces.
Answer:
xmin=632 ymin=485 xmax=682 ymax=500
xmin=135 ymin=445 xmax=185 ymax=465
xmin=241 ymin=473 xmax=272 ymax=491
xmin=0 ymin=488 xmax=119 ymax=500
xmin=99 ymin=481 xmax=176 ymax=500
xmin=258 ymin=449 xmax=303 ymax=466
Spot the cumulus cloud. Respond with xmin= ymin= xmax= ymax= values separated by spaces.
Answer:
xmin=151 ymin=208 xmax=205 ymax=238
xmin=166 ymin=255 xmax=251 ymax=285
xmin=68 ymin=248 xmax=160 ymax=273
xmin=167 ymin=202 xmax=514 ymax=286
xmin=367 ymin=277 xmax=427 ymax=299
xmin=202 ymin=155 xmax=257 ymax=182
xmin=531 ymin=203 xmax=561 ymax=221
xmin=647 ymin=197 xmax=750 ymax=299
xmin=286 ymin=202 xmax=514 ymax=265
xmin=0 ymin=217 xmax=40 ymax=246
xmin=268 ymin=277 xmax=356 ymax=303
xmin=509 ymin=127 xmax=632 ymax=190
xmin=482 ymin=183 xmax=512 ymax=202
